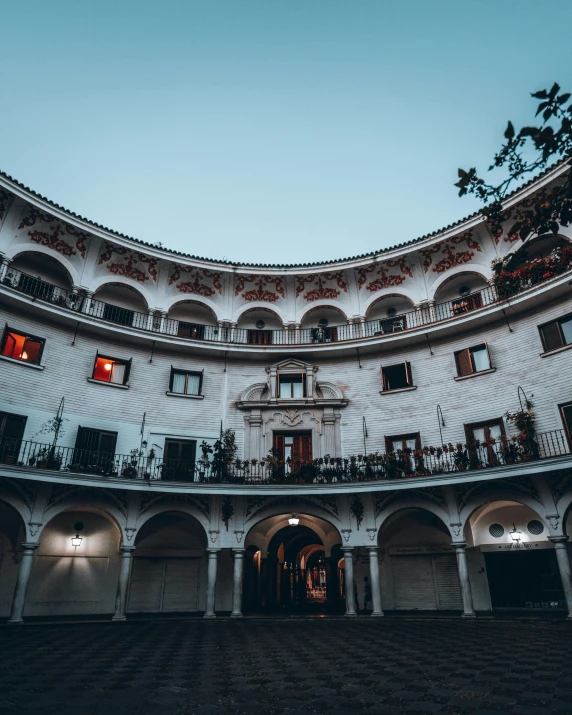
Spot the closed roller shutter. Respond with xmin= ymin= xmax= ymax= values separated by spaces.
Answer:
xmin=128 ymin=557 xmax=200 ymax=613
xmin=433 ymin=555 xmax=463 ymax=609
xmin=392 ymin=556 xmax=437 ymax=610
xmin=162 ymin=559 xmax=199 ymax=612
xmin=128 ymin=558 xmax=164 ymax=612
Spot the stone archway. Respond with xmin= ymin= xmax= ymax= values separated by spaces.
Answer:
xmin=0 ymin=499 xmax=27 ymax=618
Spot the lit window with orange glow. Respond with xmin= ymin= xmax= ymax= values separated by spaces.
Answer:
xmin=93 ymin=355 xmax=130 ymax=384
xmin=0 ymin=327 xmax=44 ymax=365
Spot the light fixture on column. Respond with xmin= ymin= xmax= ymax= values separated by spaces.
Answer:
xmin=288 ymin=514 xmax=300 ymax=526
xmin=71 ymin=522 xmax=84 ymax=548
xmin=510 ymin=523 xmax=522 ymax=545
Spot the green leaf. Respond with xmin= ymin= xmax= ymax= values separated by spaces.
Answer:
xmin=531 ymin=89 xmax=549 ymax=99
xmin=549 ymin=82 xmax=560 ymax=99
xmin=558 ymin=93 xmax=571 ymax=104
xmin=536 ymin=101 xmax=549 ymax=116
xmin=504 ymin=121 xmax=515 ymax=140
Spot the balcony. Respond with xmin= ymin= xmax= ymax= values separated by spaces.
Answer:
xmin=1 ymin=430 xmax=569 ymax=492
xmin=1 ymin=264 xmax=559 ymax=348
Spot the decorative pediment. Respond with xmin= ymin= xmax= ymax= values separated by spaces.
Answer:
xmin=265 ymin=358 xmax=317 ymax=375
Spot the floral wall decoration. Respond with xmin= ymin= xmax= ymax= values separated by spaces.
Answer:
xmin=296 ymin=272 xmax=348 ymax=301
xmin=0 ymin=189 xmax=12 ymax=221
xmin=18 ymin=206 xmax=91 ymax=259
xmin=98 ymin=241 xmax=158 ymax=282
xmin=355 ymin=257 xmax=413 ymax=293
xmin=169 ymin=264 xmax=223 ymax=296
xmin=235 ymin=274 xmax=286 ymax=302
xmin=490 ymin=190 xmax=549 ymax=244
xmin=419 ymin=229 xmax=482 ymax=273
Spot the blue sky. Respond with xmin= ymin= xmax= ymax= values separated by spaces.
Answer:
xmin=1 ymin=0 xmax=571 ymax=264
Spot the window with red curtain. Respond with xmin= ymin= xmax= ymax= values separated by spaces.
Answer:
xmin=0 ymin=327 xmax=44 ymax=365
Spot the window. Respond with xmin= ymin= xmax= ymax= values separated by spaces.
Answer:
xmin=1 ymin=326 xmax=44 ymax=365
xmin=73 ymin=427 xmax=118 ymax=471
xmin=0 ymin=411 xmax=27 ymax=464
xmin=170 ymin=368 xmax=202 ymax=396
xmin=92 ymin=354 xmax=131 ymax=385
xmin=455 ymin=343 xmax=491 ymax=377
xmin=384 ymin=432 xmax=421 ymax=473
xmin=381 ymin=362 xmax=413 ymax=391
xmin=102 ymin=303 xmax=134 ymax=327
xmin=539 ymin=313 xmax=572 ymax=352
xmin=163 ymin=439 xmax=196 ymax=481
xmin=465 ymin=419 xmax=505 ymax=466
xmin=247 ymin=329 xmax=273 ymax=345
xmin=278 ymin=373 xmax=306 ymax=398
xmin=560 ymin=403 xmax=572 ymax=449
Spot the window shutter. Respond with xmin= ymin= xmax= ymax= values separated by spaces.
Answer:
xmin=124 ymin=358 xmax=132 ymax=383
xmin=405 ymin=361 xmax=413 ymax=386
xmin=382 ymin=368 xmax=388 ymax=391
xmin=455 ymin=349 xmax=473 ymax=377
xmin=483 ymin=341 xmax=492 ymax=369
xmin=384 ymin=436 xmax=394 ymax=453
xmin=540 ymin=321 xmax=564 ymax=352
xmin=74 ymin=426 xmax=87 ymax=451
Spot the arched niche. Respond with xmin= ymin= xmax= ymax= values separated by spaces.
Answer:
xmin=365 ymin=294 xmax=415 ymax=322
xmin=507 ymin=233 xmax=571 ymax=264
xmin=94 ymin=282 xmax=148 ymax=313
xmin=167 ymin=300 xmax=218 ymax=326
xmin=465 ymin=500 xmax=564 ymax=612
xmin=26 ymin=508 xmax=121 ymax=617
xmin=10 ymin=251 xmax=74 ymax=290
xmin=236 ymin=307 xmax=283 ymax=331
xmin=0 ymin=500 xmax=27 ymax=618
xmin=432 ymin=271 xmax=489 ymax=310
xmin=300 ymin=305 xmax=348 ymax=329
xmin=128 ymin=511 xmax=208 ymax=615
xmin=377 ymin=508 xmax=463 ymax=612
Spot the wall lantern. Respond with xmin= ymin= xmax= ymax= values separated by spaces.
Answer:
xmin=71 ymin=521 xmax=84 ymax=548
xmin=288 ymin=514 xmax=300 ymax=526
xmin=510 ymin=523 xmax=522 ymax=544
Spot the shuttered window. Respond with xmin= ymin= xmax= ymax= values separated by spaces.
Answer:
xmin=454 ymin=343 xmax=491 ymax=377
xmin=539 ymin=314 xmax=572 ymax=352
xmin=381 ymin=362 xmax=413 ymax=391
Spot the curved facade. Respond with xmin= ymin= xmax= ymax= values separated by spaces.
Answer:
xmin=1 ymin=165 xmax=572 ymax=621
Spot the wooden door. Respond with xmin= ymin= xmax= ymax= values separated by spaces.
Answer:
xmin=273 ymin=432 xmax=312 ymax=475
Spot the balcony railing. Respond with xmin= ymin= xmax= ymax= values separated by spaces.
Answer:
xmin=0 ymin=266 xmax=511 ymax=346
xmin=1 ymin=430 xmax=569 ymax=486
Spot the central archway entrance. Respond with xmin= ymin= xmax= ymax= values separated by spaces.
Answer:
xmin=243 ymin=513 xmax=343 ymax=614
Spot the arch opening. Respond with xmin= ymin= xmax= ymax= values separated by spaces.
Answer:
xmin=0 ymin=500 xmax=27 ymax=618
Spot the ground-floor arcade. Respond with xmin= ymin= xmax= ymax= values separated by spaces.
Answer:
xmin=1 ymin=471 xmax=572 ymax=622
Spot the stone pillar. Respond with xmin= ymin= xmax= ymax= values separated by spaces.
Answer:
xmin=452 ymin=541 xmax=476 ymax=618
xmin=112 ymin=546 xmax=136 ymax=621
xmin=216 ymin=321 xmax=224 ymax=342
xmin=158 ymin=311 xmax=168 ymax=334
xmin=8 ymin=543 xmax=39 ymax=624
xmin=549 ymin=536 xmax=572 ymax=618
xmin=325 ymin=556 xmax=337 ymax=610
xmin=230 ymin=321 xmax=238 ymax=343
xmin=367 ymin=546 xmax=384 ymax=617
xmin=342 ymin=547 xmax=357 ymax=617
xmin=294 ymin=322 xmax=301 ymax=344
xmin=204 ymin=548 xmax=219 ymax=619
xmin=247 ymin=414 xmax=263 ymax=462
xmin=359 ymin=316 xmax=366 ymax=338
xmin=231 ymin=548 xmax=245 ymax=618
xmin=146 ymin=309 xmax=155 ymax=332
xmin=427 ymin=299 xmax=436 ymax=324
xmin=323 ymin=410 xmax=336 ymax=458
xmin=347 ymin=318 xmax=354 ymax=340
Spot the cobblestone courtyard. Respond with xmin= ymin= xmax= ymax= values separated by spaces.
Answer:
xmin=1 ymin=618 xmax=572 ymax=715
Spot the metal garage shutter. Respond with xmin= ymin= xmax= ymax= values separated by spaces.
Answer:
xmin=162 ymin=559 xmax=199 ymax=612
xmin=392 ymin=556 xmax=437 ymax=610
xmin=433 ymin=555 xmax=463 ymax=609
xmin=127 ymin=558 xmax=164 ymax=612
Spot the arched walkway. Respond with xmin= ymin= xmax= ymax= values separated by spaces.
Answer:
xmin=0 ymin=500 xmax=26 ymax=618
xmin=244 ymin=511 xmax=343 ymax=614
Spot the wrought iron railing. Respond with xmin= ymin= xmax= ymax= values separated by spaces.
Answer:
xmin=0 ymin=265 xmax=516 ymax=346
xmin=0 ymin=430 xmax=569 ymax=485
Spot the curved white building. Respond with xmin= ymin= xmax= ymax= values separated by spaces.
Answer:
xmin=1 ymin=163 xmax=572 ymax=621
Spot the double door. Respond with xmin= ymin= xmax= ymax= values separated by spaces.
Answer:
xmin=127 ymin=557 xmax=200 ymax=613
xmin=391 ymin=554 xmax=463 ymax=610
xmin=273 ymin=432 xmax=312 ymax=475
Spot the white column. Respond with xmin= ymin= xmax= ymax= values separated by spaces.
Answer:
xmin=217 ymin=321 xmax=224 ymax=342
xmin=146 ymin=309 xmax=155 ymax=331
xmin=342 ymin=547 xmax=357 ymax=617
xmin=452 ymin=541 xmax=476 ymax=618
xmin=8 ymin=542 xmax=39 ymax=624
xmin=112 ymin=546 xmax=135 ymax=621
xmin=549 ymin=536 xmax=572 ymax=618
xmin=347 ymin=318 xmax=354 ymax=340
xmin=159 ymin=311 xmax=168 ymax=333
xmin=230 ymin=548 xmax=245 ymax=618
xmin=367 ymin=546 xmax=384 ymax=617
xmin=203 ymin=548 xmax=219 ymax=619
